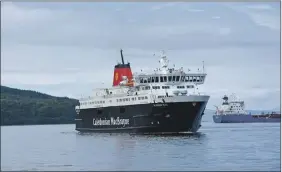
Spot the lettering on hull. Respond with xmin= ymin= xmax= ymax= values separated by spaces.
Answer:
xmin=93 ymin=117 xmax=130 ymax=126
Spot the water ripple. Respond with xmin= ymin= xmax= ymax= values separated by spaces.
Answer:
xmin=1 ymin=121 xmax=280 ymax=171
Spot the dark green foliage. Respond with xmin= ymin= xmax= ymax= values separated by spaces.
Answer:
xmin=1 ymin=85 xmax=79 ymax=126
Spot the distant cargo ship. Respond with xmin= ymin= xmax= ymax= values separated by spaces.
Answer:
xmin=213 ymin=94 xmax=281 ymax=123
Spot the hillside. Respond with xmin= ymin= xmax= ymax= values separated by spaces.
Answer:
xmin=1 ymin=85 xmax=79 ymax=126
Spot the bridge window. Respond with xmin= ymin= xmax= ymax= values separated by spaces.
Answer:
xmin=155 ymin=77 xmax=159 ymax=82
xmin=181 ymin=76 xmax=185 ymax=82
xmin=164 ymin=76 xmax=167 ymax=82
xmin=144 ymin=79 xmax=147 ymax=83
xmin=173 ymin=76 xmax=176 ymax=82
xmin=145 ymin=96 xmax=148 ymax=99
xmin=151 ymin=77 xmax=155 ymax=83
xmin=155 ymin=77 xmax=158 ymax=83
xmin=168 ymin=76 xmax=172 ymax=82
xmin=160 ymin=76 xmax=164 ymax=82
xmin=176 ymin=76 xmax=180 ymax=81
xmin=185 ymin=76 xmax=189 ymax=82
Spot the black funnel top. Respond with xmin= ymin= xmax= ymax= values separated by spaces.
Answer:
xmin=120 ymin=49 xmax=125 ymax=65
xmin=115 ymin=49 xmax=130 ymax=68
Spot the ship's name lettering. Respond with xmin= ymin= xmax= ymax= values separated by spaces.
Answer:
xmin=93 ymin=117 xmax=130 ymax=126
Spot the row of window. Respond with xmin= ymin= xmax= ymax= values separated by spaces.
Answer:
xmin=152 ymin=86 xmax=161 ymax=89
xmin=81 ymin=84 xmax=195 ymax=106
xmin=141 ymin=86 xmax=151 ymax=90
xmin=158 ymin=95 xmax=173 ymax=98
xmin=177 ymin=86 xmax=185 ymax=89
xmin=139 ymin=75 xmax=204 ymax=83
xmin=147 ymin=85 xmax=194 ymax=90
xmin=81 ymin=96 xmax=149 ymax=106
xmin=81 ymin=100 xmax=105 ymax=105
xmin=117 ymin=96 xmax=148 ymax=102
xmin=231 ymin=106 xmax=241 ymax=108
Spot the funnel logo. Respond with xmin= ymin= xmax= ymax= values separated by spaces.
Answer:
xmin=115 ymin=73 xmax=119 ymax=81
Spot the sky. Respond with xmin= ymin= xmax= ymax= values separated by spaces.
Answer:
xmin=1 ymin=2 xmax=281 ymax=110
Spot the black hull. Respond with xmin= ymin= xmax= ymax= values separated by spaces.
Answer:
xmin=75 ymin=100 xmax=208 ymax=134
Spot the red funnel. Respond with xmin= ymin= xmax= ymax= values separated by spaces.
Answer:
xmin=112 ymin=49 xmax=133 ymax=87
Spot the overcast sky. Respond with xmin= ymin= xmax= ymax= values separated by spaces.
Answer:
xmin=1 ymin=2 xmax=280 ymax=110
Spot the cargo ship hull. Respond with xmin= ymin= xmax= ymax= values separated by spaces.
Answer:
xmin=213 ymin=114 xmax=281 ymax=123
xmin=75 ymin=100 xmax=208 ymax=134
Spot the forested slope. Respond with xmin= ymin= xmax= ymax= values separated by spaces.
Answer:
xmin=1 ymin=85 xmax=79 ymax=126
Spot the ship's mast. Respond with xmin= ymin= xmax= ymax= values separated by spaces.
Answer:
xmin=158 ymin=50 xmax=169 ymax=73
xmin=202 ymin=61 xmax=205 ymax=73
xmin=120 ymin=49 xmax=125 ymax=65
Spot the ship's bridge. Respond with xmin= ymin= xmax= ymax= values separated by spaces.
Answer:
xmin=133 ymin=50 xmax=207 ymax=85
xmin=216 ymin=94 xmax=248 ymax=115
xmin=134 ymin=72 xmax=206 ymax=85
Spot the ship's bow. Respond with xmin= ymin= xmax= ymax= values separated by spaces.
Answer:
xmin=146 ymin=95 xmax=210 ymax=133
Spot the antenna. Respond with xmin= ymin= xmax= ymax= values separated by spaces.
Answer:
xmin=202 ymin=61 xmax=205 ymax=73
xmin=120 ymin=49 xmax=125 ymax=65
